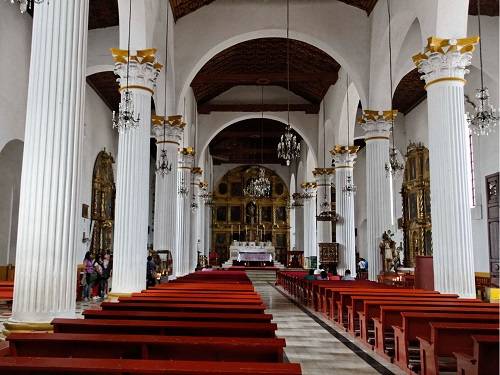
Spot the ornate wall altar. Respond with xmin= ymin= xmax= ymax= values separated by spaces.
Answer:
xmin=90 ymin=151 xmax=115 ymax=257
xmin=401 ymin=143 xmax=432 ymax=267
xmin=212 ymin=166 xmax=290 ymax=265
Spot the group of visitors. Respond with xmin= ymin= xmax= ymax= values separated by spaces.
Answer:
xmin=303 ymin=267 xmax=355 ymax=281
xmin=82 ymin=251 xmax=112 ymax=301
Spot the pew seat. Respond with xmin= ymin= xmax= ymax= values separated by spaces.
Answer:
xmin=0 ymin=357 xmax=302 ymax=374
xmin=100 ymin=302 xmax=266 ymax=314
xmin=52 ymin=318 xmax=277 ymax=338
xmin=118 ymin=296 xmax=263 ymax=305
xmin=7 ymin=333 xmax=286 ymax=362
xmin=82 ymin=309 xmax=273 ymax=323
xmin=453 ymin=334 xmax=499 ymax=375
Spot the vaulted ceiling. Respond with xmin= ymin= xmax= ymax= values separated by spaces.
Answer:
xmin=393 ymin=68 xmax=426 ymax=115
xmin=191 ymin=38 xmax=341 ymax=110
xmin=86 ymin=71 xmax=120 ymax=110
xmin=209 ymin=119 xmax=301 ymax=165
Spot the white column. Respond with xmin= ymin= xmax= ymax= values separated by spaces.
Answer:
xmin=111 ymin=49 xmax=161 ymax=294
xmin=152 ymin=115 xmax=184 ymax=277
xmin=204 ymin=197 xmax=212 ymax=258
xmin=331 ymin=146 xmax=358 ymax=277
xmin=292 ymin=193 xmax=304 ymax=260
xmin=9 ymin=0 xmax=89 ymax=326
xmin=414 ymin=37 xmax=478 ymax=297
xmin=314 ymin=169 xmax=335 ymax=243
xmin=176 ymin=148 xmax=194 ymax=276
xmin=359 ymin=110 xmax=396 ymax=281
xmin=189 ymin=168 xmax=202 ymax=270
xmin=302 ymin=183 xmax=317 ymax=266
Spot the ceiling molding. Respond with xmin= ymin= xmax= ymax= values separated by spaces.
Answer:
xmin=198 ymin=103 xmax=320 ymax=114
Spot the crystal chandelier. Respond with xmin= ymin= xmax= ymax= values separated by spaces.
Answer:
xmin=190 ymin=194 xmax=199 ymax=212
xmin=277 ymin=0 xmax=300 ymax=166
xmin=385 ymin=147 xmax=405 ymax=177
xmin=155 ymin=122 xmax=172 ymax=176
xmin=178 ymin=175 xmax=189 ymax=197
xmin=244 ymin=167 xmax=271 ymax=200
xmin=112 ymin=0 xmax=140 ymax=132
xmin=6 ymin=0 xmax=44 ymax=13
xmin=466 ymin=0 xmax=499 ymax=136
xmin=342 ymin=175 xmax=357 ymax=196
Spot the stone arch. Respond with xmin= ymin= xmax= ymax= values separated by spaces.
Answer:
xmin=394 ymin=18 xmax=424 ymax=89
xmin=0 ymin=139 xmax=23 ymax=266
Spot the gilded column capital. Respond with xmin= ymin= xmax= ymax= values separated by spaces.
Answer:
xmin=413 ymin=36 xmax=479 ymax=89
xmin=301 ymin=182 xmax=317 ymax=199
xmin=312 ymin=168 xmax=335 ymax=177
xmin=358 ymin=110 xmax=397 ymax=140
xmin=330 ymin=145 xmax=359 ymax=168
xmin=151 ymin=115 xmax=185 ymax=144
xmin=111 ymin=48 xmax=162 ymax=95
xmin=191 ymin=167 xmax=203 ymax=175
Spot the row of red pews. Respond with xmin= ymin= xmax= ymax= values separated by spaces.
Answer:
xmin=277 ymin=270 xmax=499 ymax=375
xmin=0 ymin=271 xmax=301 ymax=374
xmin=0 ymin=281 xmax=13 ymax=304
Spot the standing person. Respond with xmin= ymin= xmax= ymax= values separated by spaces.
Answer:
xmin=146 ymin=255 xmax=157 ymax=288
xmin=93 ymin=255 xmax=103 ymax=300
xmin=83 ymin=252 xmax=94 ymax=301
xmin=100 ymin=251 xmax=111 ymax=298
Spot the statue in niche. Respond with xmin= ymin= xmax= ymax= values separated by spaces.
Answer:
xmin=379 ymin=230 xmax=397 ymax=273
xmin=246 ymin=202 xmax=257 ymax=225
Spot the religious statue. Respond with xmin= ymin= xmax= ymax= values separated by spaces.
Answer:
xmin=379 ymin=230 xmax=397 ymax=273
xmin=246 ymin=202 xmax=257 ymax=225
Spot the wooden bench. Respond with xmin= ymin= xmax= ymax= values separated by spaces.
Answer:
xmin=416 ymin=322 xmax=499 ymax=375
xmin=391 ymin=312 xmax=499 ymax=371
xmin=0 ymin=357 xmax=302 ymax=374
xmin=100 ymin=301 xmax=267 ymax=314
xmin=118 ymin=296 xmax=263 ymax=305
xmin=7 ymin=333 xmax=286 ymax=362
xmin=454 ymin=334 xmax=499 ymax=375
xmin=52 ymin=318 xmax=277 ymax=338
xmin=82 ymin=309 xmax=273 ymax=323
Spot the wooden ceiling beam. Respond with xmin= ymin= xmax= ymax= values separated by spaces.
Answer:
xmin=198 ymin=103 xmax=320 ymax=114
xmin=193 ymin=72 xmax=338 ymax=85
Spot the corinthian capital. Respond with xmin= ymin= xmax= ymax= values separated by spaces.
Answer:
xmin=111 ymin=48 xmax=163 ymax=95
xmin=152 ymin=115 xmax=185 ymax=144
xmin=358 ymin=110 xmax=397 ymax=139
xmin=413 ymin=36 xmax=479 ymax=88
xmin=330 ymin=145 xmax=359 ymax=168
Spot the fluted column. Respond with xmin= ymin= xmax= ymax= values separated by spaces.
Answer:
xmin=413 ymin=37 xmax=478 ymax=297
xmin=152 ymin=115 xmax=184 ymax=277
xmin=359 ymin=110 xmax=396 ymax=280
xmin=176 ymin=147 xmax=194 ymax=276
xmin=302 ymin=183 xmax=317 ymax=266
xmin=189 ymin=168 xmax=203 ymax=271
xmin=314 ymin=168 xmax=335 ymax=243
xmin=8 ymin=0 xmax=89 ymax=327
xmin=204 ymin=195 xmax=213 ymax=258
xmin=292 ymin=193 xmax=304 ymax=260
xmin=331 ymin=146 xmax=359 ymax=277
xmin=111 ymin=48 xmax=161 ymax=295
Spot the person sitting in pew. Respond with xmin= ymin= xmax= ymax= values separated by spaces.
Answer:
xmin=342 ymin=269 xmax=355 ymax=281
xmin=304 ymin=269 xmax=315 ymax=281
xmin=319 ymin=271 xmax=328 ymax=280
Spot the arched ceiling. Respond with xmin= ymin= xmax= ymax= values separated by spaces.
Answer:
xmin=191 ymin=38 xmax=341 ymax=112
xmin=393 ymin=68 xmax=426 ymax=115
xmin=209 ymin=118 xmax=301 ymax=165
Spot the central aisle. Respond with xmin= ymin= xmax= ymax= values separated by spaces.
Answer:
xmin=254 ymin=282 xmax=404 ymax=375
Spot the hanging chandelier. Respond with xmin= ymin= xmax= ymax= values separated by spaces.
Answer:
xmin=342 ymin=175 xmax=357 ymax=196
xmin=466 ymin=0 xmax=499 ymax=136
xmin=190 ymin=194 xmax=199 ymax=212
xmin=112 ymin=0 xmax=140 ymax=132
xmin=277 ymin=0 xmax=300 ymax=166
xmin=6 ymin=0 xmax=44 ymax=13
xmin=244 ymin=167 xmax=271 ymax=200
xmin=385 ymin=147 xmax=405 ymax=177
xmin=155 ymin=120 xmax=172 ymax=176
xmin=178 ymin=174 xmax=189 ymax=197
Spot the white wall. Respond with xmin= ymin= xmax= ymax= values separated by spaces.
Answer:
xmin=354 ymin=147 xmax=367 ymax=260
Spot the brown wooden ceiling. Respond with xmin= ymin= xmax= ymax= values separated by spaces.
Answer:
xmin=392 ymin=68 xmax=426 ymax=115
xmin=209 ymin=118 xmax=301 ymax=165
xmin=88 ymin=0 xmax=119 ymax=30
xmin=191 ymin=38 xmax=341 ymax=108
xmin=469 ymin=0 xmax=499 ymax=16
xmin=87 ymin=71 xmax=120 ymax=111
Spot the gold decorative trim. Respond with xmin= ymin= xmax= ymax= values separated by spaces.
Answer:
xmin=365 ymin=136 xmax=390 ymax=141
xmin=3 ymin=321 xmax=54 ymax=336
xmin=178 ymin=166 xmax=191 ymax=170
xmin=111 ymin=48 xmax=163 ymax=70
xmin=157 ymin=140 xmax=179 ymax=145
xmin=191 ymin=167 xmax=203 ymax=175
xmin=108 ymin=292 xmax=133 ymax=298
xmin=119 ymin=85 xmax=154 ymax=95
xmin=181 ymin=147 xmax=195 ymax=156
xmin=330 ymin=145 xmax=359 ymax=155
xmin=166 ymin=115 xmax=186 ymax=129
xmin=424 ymin=77 xmax=466 ymax=89
xmin=301 ymin=182 xmax=317 ymax=189
xmin=312 ymin=167 xmax=335 ymax=176
xmin=358 ymin=109 xmax=398 ymax=124
xmin=335 ymin=165 xmax=354 ymax=169
xmin=412 ymin=36 xmax=479 ymax=66
xmin=152 ymin=115 xmax=165 ymax=126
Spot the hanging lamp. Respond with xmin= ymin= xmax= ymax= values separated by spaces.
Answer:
xmin=7 ymin=0 xmax=44 ymax=14
xmin=341 ymin=74 xmax=357 ymax=196
xmin=178 ymin=98 xmax=190 ymax=197
xmin=466 ymin=0 xmax=499 ymax=136
xmin=112 ymin=0 xmax=140 ymax=131
xmin=277 ymin=0 xmax=300 ymax=166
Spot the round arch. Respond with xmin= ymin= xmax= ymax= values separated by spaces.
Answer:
xmin=197 ymin=113 xmax=318 ymax=170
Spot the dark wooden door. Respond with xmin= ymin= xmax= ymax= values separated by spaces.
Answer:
xmin=486 ymin=173 xmax=499 ymax=286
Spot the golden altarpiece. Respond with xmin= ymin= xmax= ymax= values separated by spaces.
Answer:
xmin=212 ymin=166 xmax=290 ymax=265
xmin=90 ymin=151 xmax=115 ymax=257
xmin=401 ymin=142 xmax=432 ymax=267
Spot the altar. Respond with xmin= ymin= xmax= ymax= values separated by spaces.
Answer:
xmin=229 ymin=241 xmax=275 ymax=263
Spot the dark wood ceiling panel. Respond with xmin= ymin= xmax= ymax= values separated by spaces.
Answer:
xmin=337 ymin=0 xmax=378 ymax=14
xmin=169 ymin=0 xmax=215 ymax=21
xmin=469 ymin=0 xmax=499 ymax=16
xmin=88 ymin=0 xmax=119 ymax=30
xmin=393 ymin=68 xmax=426 ymax=115
xmin=86 ymin=71 xmax=120 ymax=111
xmin=209 ymin=118 xmax=301 ymax=165
xmin=191 ymin=38 xmax=340 ymax=105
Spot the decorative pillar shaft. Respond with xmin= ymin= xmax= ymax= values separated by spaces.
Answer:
xmin=204 ymin=200 xmax=212 ymax=258
xmin=189 ymin=168 xmax=203 ymax=271
xmin=314 ymin=169 xmax=335 ymax=243
xmin=331 ymin=146 xmax=359 ymax=277
xmin=359 ymin=110 xmax=396 ymax=280
xmin=111 ymin=48 xmax=161 ymax=294
xmin=302 ymin=183 xmax=317 ymax=265
xmin=292 ymin=193 xmax=304 ymax=257
xmin=176 ymin=148 xmax=194 ymax=276
xmin=11 ymin=0 xmax=90 ymax=325
xmin=152 ymin=115 xmax=184 ymax=277
xmin=413 ymin=37 xmax=478 ymax=297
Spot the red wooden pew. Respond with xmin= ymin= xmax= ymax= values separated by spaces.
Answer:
xmin=118 ymin=296 xmax=263 ymax=305
xmin=454 ymin=334 xmax=499 ymax=375
xmin=0 ymin=357 xmax=302 ymax=374
xmin=52 ymin=318 xmax=278 ymax=338
xmin=100 ymin=301 xmax=267 ymax=314
xmin=7 ymin=333 xmax=286 ymax=362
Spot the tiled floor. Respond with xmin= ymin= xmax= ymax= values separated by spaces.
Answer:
xmin=256 ymin=282 xmax=406 ymax=375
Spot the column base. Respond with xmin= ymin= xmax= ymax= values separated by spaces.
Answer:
xmin=106 ymin=292 xmax=133 ymax=302
xmin=2 ymin=320 xmax=53 ymax=337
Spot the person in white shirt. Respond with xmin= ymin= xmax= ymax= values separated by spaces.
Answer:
xmin=342 ymin=269 xmax=355 ymax=281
